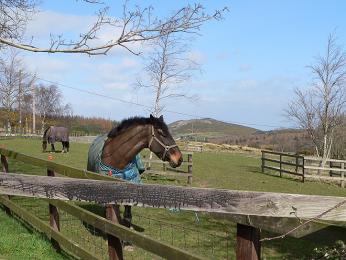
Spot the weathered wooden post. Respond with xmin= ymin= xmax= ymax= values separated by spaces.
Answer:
xmin=341 ymin=162 xmax=345 ymax=188
xmin=261 ymin=151 xmax=265 ymax=173
xmin=236 ymin=224 xmax=261 ymax=260
xmin=302 ymin=157 xmax=305 ymax=183
xmin=1 ymin=154 xmax=9 ymax=173
xmin=162 ymin=161 xmax=167 ymax=172
xmin=1 ymin=154 xmax=11 ymax=215
xmin=329 ymin=161 xmax=333 ymax=177
xmin=47 ymin=168 xmax=61 ymax=251
xmin=106 ymin=204 xmax=123 ymax=260
xmin=279 ymin=154 xmax=282 ymax=177
xmin=187 ymin=153 xmax=193 ymax=185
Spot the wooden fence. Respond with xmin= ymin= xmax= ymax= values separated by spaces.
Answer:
xmin=0 ymin=148 xmax=200 ymax=260
xmin=304 ymin=157 xmax=346 ymax=188
xmin=261 ymin=150 xmax=305 ymax=182
xmin=184 ymin=143 xmax=203 ymax=152
xmin=1 ymin=148 xmax=346 ymax=260
xmin=143 ymin=151 xmax=193 ymax=184
xmin=261 ymin=150 xmax=346 ymax=187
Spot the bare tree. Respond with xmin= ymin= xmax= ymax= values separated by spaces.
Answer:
xmin=136 ymin=32 xmax=200 ymax=166
xmin=0 ymin=0 xmax=36 ymax=45
xmin=0 ymin=50 xmax=28 ymax=132
xmin=35 ymin=84 xmax=71 ymax=132
xmin=0 ymin=1 xmax=226 ymax=55
xmin=137 ymin=33 xmax=199 ymax=116
xmin=286 ymin=34 xmax=346 ymax=166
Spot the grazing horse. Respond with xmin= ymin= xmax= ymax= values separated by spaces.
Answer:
xmin=87 ymin=114 xmax=183 ymax=228
xmin=42 ymin=126 xmax=70 ymax=153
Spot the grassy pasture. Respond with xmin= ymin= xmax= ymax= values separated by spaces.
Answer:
xmin=0 ymin=138 xmax=345 ymax=259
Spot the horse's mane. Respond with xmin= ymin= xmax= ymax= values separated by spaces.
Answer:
xmin=108 ymin=116 xmax=168 ymax=138
xmin=43 ymin=126 xmax=51 ymax=139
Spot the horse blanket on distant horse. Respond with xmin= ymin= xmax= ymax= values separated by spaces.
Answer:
xmin=44 ymin=126 xmax=69 ymax=144
xmin=87 ymin=135 xmax=145 ymax=183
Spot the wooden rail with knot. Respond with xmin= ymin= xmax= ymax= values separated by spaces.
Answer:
xmin=1 ymin=147 xmax=346 ymax=260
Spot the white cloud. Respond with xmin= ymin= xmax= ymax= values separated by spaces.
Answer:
xmin=26 ymin=11 xmax=94 ymax=38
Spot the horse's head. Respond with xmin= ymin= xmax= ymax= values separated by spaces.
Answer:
xmin=148 ymin=114 xmax=183 ymax=168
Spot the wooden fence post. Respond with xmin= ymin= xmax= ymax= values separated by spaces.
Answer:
xmin=1 ymin=154 xmax=9 ymax=173
xmin=261 ymin=151 xmax=264 ymax=173
xmin=302 ymin=157 xmax=305 ymax=183
xmin=329 ymin=161 xmax=333 ymax=177
xmin=187 ymin=153 xmax=193 ymax=185
xmin=106 ymin=204 xmax=123 ymax=260
xmin=1 ymin=154 xmax=11 ymax=215
xmin=279 ymin=154 xmax=282 ymax=177
xmin=341 ymin=162 xmax=345 ymax=188
xmin=236 ymin=223 xmax=261 ymax=260
xmin=47 ymin=169 xmax=61 ymax=251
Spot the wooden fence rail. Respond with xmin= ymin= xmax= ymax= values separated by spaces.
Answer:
xmin=1 ymin=172 xmax=346 ymax=223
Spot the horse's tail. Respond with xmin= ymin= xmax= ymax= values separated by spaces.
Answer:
xmin=43 ymin=126 xmax=50 ymax=140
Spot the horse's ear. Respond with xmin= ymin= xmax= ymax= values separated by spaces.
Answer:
xmin=150 ymin=114 xmax=154 ymax=119
xmin=159 ymin=115 xmax=164 ymax=122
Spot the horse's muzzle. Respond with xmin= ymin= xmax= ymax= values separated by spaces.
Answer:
xmin=168 ymin=151 xmax=183 ymax=168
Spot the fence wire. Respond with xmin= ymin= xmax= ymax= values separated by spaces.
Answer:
xmin=10 ymin=197 xmax=233 ymax=259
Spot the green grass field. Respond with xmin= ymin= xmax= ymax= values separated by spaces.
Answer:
xmin=0 ymin=138 xmax=345 ymax=259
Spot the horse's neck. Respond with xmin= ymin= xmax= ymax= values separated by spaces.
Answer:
xmin=101 ymin=124 xmax=149 ymax=169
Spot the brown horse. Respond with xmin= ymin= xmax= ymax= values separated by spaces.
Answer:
xmin=87 ymin=114 xmax=183 ymax=227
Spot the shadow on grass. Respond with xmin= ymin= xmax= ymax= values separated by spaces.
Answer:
xmin=42 ymin=150 xmax=66 ymax=153
xmin=262 ymin=226 xmax=346 ymax=259
xmin=0 ymin=206 xmax=74 ymax=260
xmin=245 ymin=165 xmax=303 ymax=183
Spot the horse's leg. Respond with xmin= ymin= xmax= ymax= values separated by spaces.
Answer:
xmin=123 ymin=205 xmax=132 ymax=228
xmin=51 ymin=143 xmax=55 ymax=152
xmin=62 ymin=142 xmax=66 ymax=153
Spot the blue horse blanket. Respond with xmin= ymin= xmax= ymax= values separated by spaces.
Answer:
xmin=87 ymin=135 xmax=145 ymax=183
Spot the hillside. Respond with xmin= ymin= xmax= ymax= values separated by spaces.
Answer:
xmin=169 ymin=118 xmax=258 ymax=141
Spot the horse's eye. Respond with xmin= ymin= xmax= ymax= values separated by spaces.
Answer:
xmin=157 ymin=129 xmax=165 ymax=136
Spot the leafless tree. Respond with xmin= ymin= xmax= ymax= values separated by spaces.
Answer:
xmin=286 ymin=34 xmax=346 ymax=166
xmin=137 ymin=33 xmax=199 ymax=116
xmin=35 ymin=84 xmax=71 ymax=132
xmin=136 ymin=32 xmax=200 ymax=165
xmin=0 ymin=50 xmax=33 ymax=132
xmin=0 ymin=1 xmax=227 ymax=55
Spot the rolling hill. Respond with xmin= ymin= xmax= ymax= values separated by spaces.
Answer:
xmin=168 ymin=118 xmax=258 ymax=141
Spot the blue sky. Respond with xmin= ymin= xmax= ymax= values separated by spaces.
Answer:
xmin=20 ymin=1 xmax=346 ymax=130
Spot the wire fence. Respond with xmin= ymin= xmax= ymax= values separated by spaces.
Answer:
xmin=10 ymin=196 xmax=232 ymax=259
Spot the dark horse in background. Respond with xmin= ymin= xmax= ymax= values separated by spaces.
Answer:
xmin=42 ymin=126 xmax=70 ymax=153
xmin=87 ymin=114 xmax=183 ymax=229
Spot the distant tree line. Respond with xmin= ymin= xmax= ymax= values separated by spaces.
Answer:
xmin=0 ymin=49 xmax=117 ymax=135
